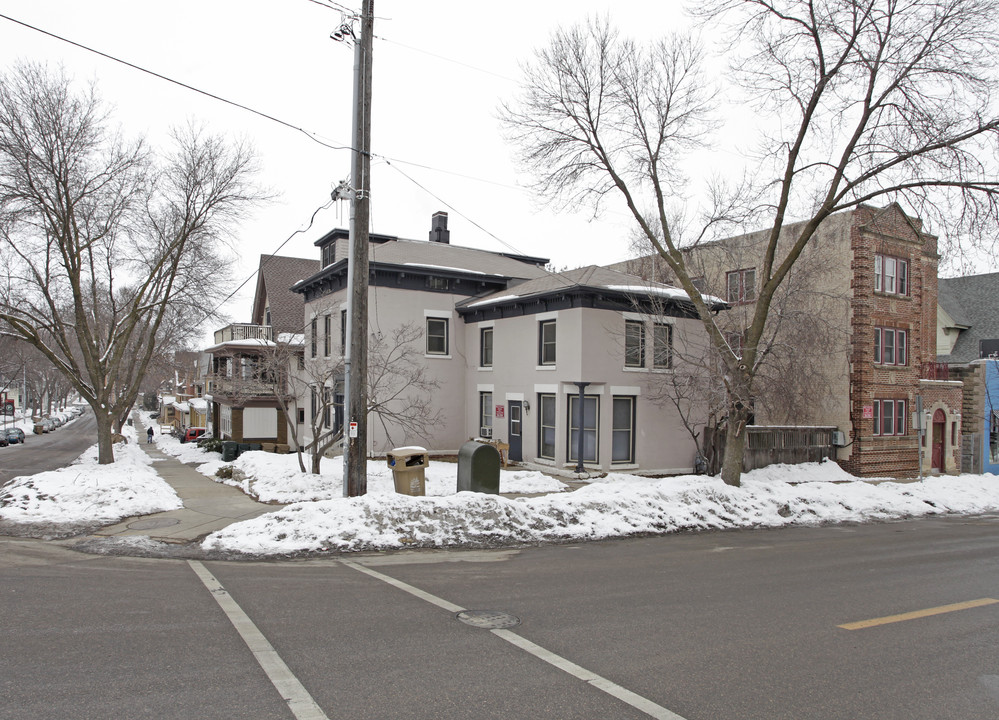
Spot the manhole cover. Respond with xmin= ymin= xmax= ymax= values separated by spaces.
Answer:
xmin=127 ymin=517 xmax=181 ymax=530
xmin=456 ymin=610 xmax=521 ymax=629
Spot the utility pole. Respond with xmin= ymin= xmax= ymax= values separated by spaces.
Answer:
xmin=342 ymin=0 xmax=373 ymax=497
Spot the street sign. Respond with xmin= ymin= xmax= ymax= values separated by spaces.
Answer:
xmin=349 ymin=421 xmax=358 ymax=438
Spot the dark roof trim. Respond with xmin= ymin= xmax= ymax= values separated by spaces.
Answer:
xmin=456 ymin=286 xmax=710 ymax=323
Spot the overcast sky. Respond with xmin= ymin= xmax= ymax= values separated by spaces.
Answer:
xmin=0 ymin=0 xmax=708 ymax=328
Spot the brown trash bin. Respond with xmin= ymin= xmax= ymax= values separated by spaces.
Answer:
xmin=386 ymin=446 xmax=429 ymax=496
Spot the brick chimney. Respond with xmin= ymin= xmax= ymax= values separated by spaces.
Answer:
xmin=429 ymin=211 xmax=450 ymax=244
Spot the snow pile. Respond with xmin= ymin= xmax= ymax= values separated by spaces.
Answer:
xmin=0 ymin=426 xmax=182 ymax=525
xmin=202 ymin=463 xmax=999 ymax=555
xmin=197 ymin=449 xmax=567 ymax=503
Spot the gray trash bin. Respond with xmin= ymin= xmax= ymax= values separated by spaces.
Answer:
xmin=457 ymin=441 xmax=500 ymax=494
xmin=387 ymin=446 xmax=429 ymax=496
xmin=222 ymin=441 xmax=238 ymax=462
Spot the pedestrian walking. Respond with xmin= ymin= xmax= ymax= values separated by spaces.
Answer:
xmin=146 ymin=426 xmax=154 ymax=444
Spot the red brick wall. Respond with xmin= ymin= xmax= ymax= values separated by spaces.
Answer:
xmin=842 ymin=205 xmax=943 ymax=478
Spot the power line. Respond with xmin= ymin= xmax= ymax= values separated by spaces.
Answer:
xmin=374 ymin=34 xmax=519 ymax=83
xmin=198 ymin=196 xmax=335 ymax=330
xmin=0 ymin=10 xmax=638 ymax=296
xmin=0 ymin=12 xmax=352 ymax=153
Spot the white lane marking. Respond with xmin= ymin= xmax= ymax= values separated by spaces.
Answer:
xmin=342 ymin=560 xmax=466 ymax=612
xmin=187 ymin=560 xmax=329 ymax=720
xmin=492 ymin=629 xmax=687 ymax=720
xmin=341 ymin=561 xmax=688 ymax=720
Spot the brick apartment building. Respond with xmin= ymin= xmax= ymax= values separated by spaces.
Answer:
xmin=613 ymin=204 xmax=964 ymax=478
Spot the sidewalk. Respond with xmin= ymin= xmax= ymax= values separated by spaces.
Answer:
xmin=94 ymin=418 xmax=282 ymax=544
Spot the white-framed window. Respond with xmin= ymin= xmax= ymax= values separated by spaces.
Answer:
xmin=426 ymin=317 xmax=449 ymax=355
xmin=567 ymin=394 xmax=598 ymax=463
xmin=539 ymin=320 xmax=556 ymax=365
xmin=310 ymin=317 xmax=317 ymax=358
xmin=480 ymin=326 xmax=493 ymax=368
xmin=612 ymin=396 xmax=636 ymax=464
xmin=323 ymin=314 xmax=331 ymax=357
xmin=653 ymin=323 xmax=672 ymax=369
xmin=538 ymin=393 xmax=556 ymax=460
xmin=625 ymin=320 xmax=645 ymax=368
xmin=479 ymin=391 xmax=493 ymax=437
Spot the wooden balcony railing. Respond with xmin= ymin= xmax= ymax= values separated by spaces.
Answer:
xmin=214 ymin=324 xmax=273 ymax=344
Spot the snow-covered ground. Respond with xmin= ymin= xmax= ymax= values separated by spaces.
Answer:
xmin=5 ymin=414 xmax=999 ymax=556
xmin=201 ymin=462 xmax=999 ymax=555
xmin=0 ymin=423 xmax=182 ymax=527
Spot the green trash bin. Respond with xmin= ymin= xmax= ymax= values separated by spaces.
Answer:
xmin=222 ymin=441 xmax=238 ymax=462
xmin=386 ymin=446 xmax=429 ymax=496
xmin=457 ymin=441 xmax=500 ymax=494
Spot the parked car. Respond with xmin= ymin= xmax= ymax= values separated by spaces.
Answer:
xmin=5 ymin=428 xmax=25 ymax=444
xmin=0 ymin=434 xmax=7 ymax=447
xmin=180 ymin=427 xmax=207 ymax=444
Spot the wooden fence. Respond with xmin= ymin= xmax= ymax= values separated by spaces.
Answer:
xmin=703 ymin=425 xmax=837 ymax=475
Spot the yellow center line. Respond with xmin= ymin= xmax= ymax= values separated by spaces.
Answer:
xmin=839 ymin=598 xmax=999 ymax=631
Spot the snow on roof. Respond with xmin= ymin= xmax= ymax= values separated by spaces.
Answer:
xmin=172 ymin=401 xmax=190 ymax=412
xmin=605 ymin=284 xmax=726 ymax=305
xmin=189 ymin=398 xmax=208 ymax=411
xmin=277 ymin=332 xmax=305 ymax=345
xmin=403 ymin=262 xmax=495 ymax=275
xmin=207 ymin=338 xmax=277 ymax=352
xmin=466 ymin=294 xmax=520 ymax=308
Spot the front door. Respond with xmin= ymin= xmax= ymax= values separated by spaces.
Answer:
xmin=508 ymin=401 xmax=523 ymax=462
xmin=931 ymin=408 xmax=946 ymax=472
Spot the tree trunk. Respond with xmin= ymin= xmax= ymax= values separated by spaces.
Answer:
xmin=311 ymin=449 xmax=322 ymax=475
xmin=94 ymin=406 xmax=116 ymax=465
xmin=719 ymin=404 xmax=750 ymax=487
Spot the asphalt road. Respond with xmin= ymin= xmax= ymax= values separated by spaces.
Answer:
xmin=0 ymin=410 xmax=97 ymax=487
xmin=3 ymin=514 xmax=999 ymax=719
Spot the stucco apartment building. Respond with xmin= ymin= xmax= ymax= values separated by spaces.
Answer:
xmin=612 ymin=204 xmax=964 ymax=478
xmin=291 ymin=213 xmax=721 ymax=474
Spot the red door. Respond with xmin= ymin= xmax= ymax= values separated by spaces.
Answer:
xmin=931 ymin=409 xmax=946 ymax=471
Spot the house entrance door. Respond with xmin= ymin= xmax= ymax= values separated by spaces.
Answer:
xmin=508 ymin=401 xmax=523 ymax=462
xmin=931 ymin=408 xmax=946 ymax=472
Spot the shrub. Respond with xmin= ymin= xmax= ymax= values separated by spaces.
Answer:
xmin=198 ymin=437 xmax=224 ymax=453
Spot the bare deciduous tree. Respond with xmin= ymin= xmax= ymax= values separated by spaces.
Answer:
xmin=0 ymin=62 xmax=263 ymax=463
xmin=501 ymin=3 xmax=999 ymax=485
xmin=254 ymin=320 xmax=444 ymax=476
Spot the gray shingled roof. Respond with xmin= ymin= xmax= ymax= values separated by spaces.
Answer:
xmin=937 ymin=272 xmax=999 ymax=362
xmin=252 ymin=255 xmax=321 ymax=335
xmin=368 ymin=238 xmax=549 ymax=280
xmin=456 ymin=265 xmax=723 ymax=309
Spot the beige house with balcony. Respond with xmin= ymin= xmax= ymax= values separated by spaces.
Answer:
xmin=205 ymin=254 xmax=317 ymax=448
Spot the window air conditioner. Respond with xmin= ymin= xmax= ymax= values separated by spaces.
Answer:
xmin=481 ymin=427 xmax=492 ymax=438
